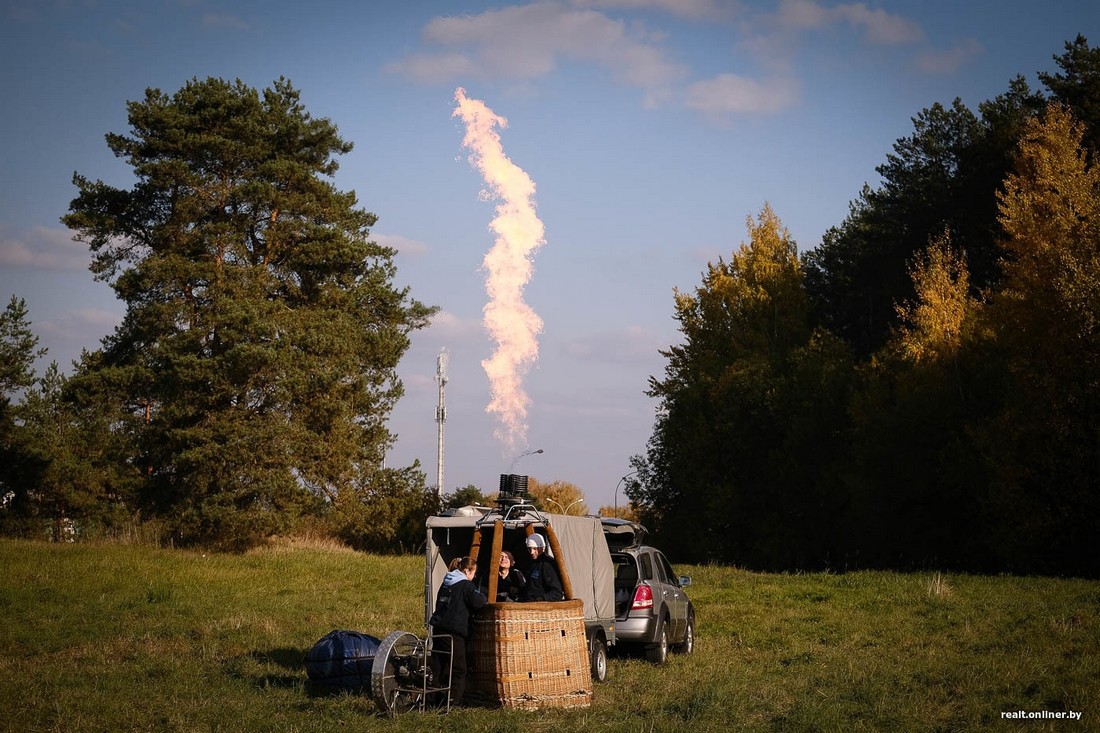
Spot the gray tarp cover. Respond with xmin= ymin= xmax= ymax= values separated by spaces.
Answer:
xmin=424 ymin=510 xmax=615 ymax=628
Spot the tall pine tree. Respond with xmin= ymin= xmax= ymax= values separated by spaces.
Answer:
xmin=0 ymin=296 xmax=47 ymax=530
xmin=63 ymin=78 xmax=435 ymax=548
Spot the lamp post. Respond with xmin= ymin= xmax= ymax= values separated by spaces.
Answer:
xmin=544 ymin=498 xmax=585 ymax=515
xmin=615 ymin=470 xmax=639 ymax=512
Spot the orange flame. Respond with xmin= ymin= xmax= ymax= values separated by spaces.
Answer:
xmin=453 ymin=88 xmax=545 ymax=452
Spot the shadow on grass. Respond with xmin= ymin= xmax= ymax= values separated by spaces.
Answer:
xmin=255 ymin=648 xmax=379 ymax=701
xmin=264 ymin=647 xmax=310 ymax=671
xmin=225 ymin=648 xmax=310 ymax=690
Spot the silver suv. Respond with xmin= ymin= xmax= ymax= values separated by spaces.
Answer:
xmin=602 ymin=518 xmax=695 ymax=664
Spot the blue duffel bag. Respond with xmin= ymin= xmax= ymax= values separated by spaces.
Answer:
xmin=305 ymin=630 xmax=382 ymax=692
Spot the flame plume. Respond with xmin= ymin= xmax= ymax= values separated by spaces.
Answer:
xmin=453 ymin=87 xmax=545 ymax=452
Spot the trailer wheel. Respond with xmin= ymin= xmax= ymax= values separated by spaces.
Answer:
xmin=590 ymin=636 xmax=608 ymax=683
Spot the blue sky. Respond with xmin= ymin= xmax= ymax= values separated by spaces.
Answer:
xmin=1 ymin=0 xmax=1096 ymax=508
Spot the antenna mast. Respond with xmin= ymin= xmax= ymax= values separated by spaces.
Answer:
xmin=435 ymin=349 xmax=448 ymax=500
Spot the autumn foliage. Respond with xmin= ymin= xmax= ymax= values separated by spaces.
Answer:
xmin=631 ymin=38 xmax=1100 ymax=577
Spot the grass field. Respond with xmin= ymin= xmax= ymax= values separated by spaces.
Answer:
xmin=1 ymin=538 xmax=1095 ymax=732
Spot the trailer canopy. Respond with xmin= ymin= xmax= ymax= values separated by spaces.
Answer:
xmin=425 ymin=508 xmax=615 ymax=629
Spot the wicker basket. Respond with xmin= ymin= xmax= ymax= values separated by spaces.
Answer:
xmin=468 ymin=599 xmax=592 ymax=709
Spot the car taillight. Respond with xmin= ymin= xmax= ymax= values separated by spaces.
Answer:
xmin=631 ymin=584 xmax=653 ymax=610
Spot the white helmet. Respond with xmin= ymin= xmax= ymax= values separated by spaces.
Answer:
xmin=525 ymin=533 xmax=546 ymax=549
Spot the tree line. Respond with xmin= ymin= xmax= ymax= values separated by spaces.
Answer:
xmin=627 ymin=36 xmax=1100 ymax=578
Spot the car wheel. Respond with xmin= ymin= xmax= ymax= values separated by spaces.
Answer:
xmin=673 ymin=615 xmax=694 ymax=655
xmin=590 ymin=637 xmax=608 ymax=682
xmin=645 ymin=619 xmax=669 ymax=664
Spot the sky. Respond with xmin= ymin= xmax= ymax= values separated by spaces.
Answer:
xmin=1 ymin=0 xmax=1097 ymax=510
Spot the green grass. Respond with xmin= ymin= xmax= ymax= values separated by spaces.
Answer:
xmin=1 ymin=539 xmax=1095 ymax=732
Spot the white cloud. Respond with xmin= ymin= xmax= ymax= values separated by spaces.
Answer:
xmin=569 ymin=0 xmax=740 ymax=21
xmin=387 ymin=0 xmax=931 ymax=125
xmin=725 ymin=0 xmax=927 ymax=109
xmin=916 ymin=38 xmax=984 ymax=75
xmin=836 ymin=3 xmax=923 ymax=45
xmin=403 ymin=370 xmax=438 ymax=393
xmin=775 ymin=0 xmax=924 ymax=45
xmin=774 ymin=0 xmax=831 ymax=31
xmin=427 ymin=310 xmax=484 ymax=340
xmin=686 ymin=73 xmax=799 ymax=118
xmin=388 ymin=2 xmax=687 ymax=92
xmin=374 ymin=232 xmax=430 ymax=257
xmin=0 ymin=226 xmax=91 ymax=271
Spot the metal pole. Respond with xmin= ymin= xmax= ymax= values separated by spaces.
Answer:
xmin=615 ymin=470 xmax=639 ymax=512
xmin=435 ymin=350 xmax=448 ymax=501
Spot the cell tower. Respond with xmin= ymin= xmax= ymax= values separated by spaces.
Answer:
xmin=435 ymin=349 xmax=448 ymax=500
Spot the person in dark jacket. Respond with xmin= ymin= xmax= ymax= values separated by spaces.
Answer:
xmin=429 ymin=556 xmax=487 ymax=706
xmin=521 ymin=533 xmax=565 ymax=602
xmin=495 ymin=550 xmax=526 ymax=602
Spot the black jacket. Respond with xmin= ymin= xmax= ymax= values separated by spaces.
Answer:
xmin=494 ymin=568 xmax=527 ymax=602
xmin=522 ymin=554 xmax=564 ymax=602
xmin=430 ymin=572 xmax=487 ymax=638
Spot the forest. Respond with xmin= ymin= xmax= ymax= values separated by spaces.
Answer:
xmin=2 ymin=38 xmax=1099 ymax=577
xmin=627 ymin=36 xmax=1100 ymax=578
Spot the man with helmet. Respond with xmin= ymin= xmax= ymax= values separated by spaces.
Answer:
xmin=521 ymin=532 xmax=565 ymax=602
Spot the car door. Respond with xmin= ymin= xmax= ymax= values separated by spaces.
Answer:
xmin=655 ymin=551 xmax=688 ymax=641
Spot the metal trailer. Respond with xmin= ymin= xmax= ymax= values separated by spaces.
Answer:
xmin=369 ymin=482 xmax=617 ymax=713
